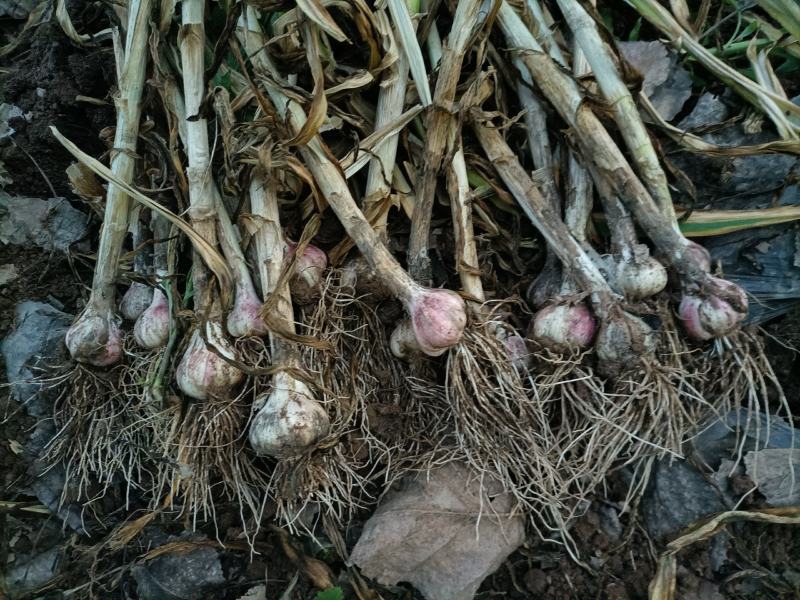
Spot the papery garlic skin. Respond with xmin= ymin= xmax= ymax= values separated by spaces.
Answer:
xmin=176 ymin=322 xmax=244 ymax=400
xmin=119 ymin=282 xmax=153 ymax=321
xmin=248 ymin=371 xmax=330 ymax=457
xmin=134 ymin=287 xmax=170 ymax=349
xmin=532 ymin=302 xmax=597 ymax=350
xmin=66 ymin=307 xmax=124 ymax=366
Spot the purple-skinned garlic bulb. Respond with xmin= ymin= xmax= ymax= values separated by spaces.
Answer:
xmin=249 ymin=371 xmax=330 ymax=457
xmin=134 ymin=279 xmax=170 ymax=349
xmin=390 ymin=287 xmax=467 ymax=358
xmin=287 ymin=241 xmax=327 ymax=305
xmin=531 ymin=301 xmax=597 ymax=350
xmin=176 ymin=321 xmax=245 ymax=400
xmin=227 ymin=277 xmax=268 ymax=338
xmin=679 ymin=276 xmax=748 ymax=341
xmin=66 ymin=304 xmax=124 ymax=366
xmin=119 ymin=282 xmax=153 ymax=321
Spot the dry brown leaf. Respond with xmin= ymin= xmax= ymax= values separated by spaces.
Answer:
xmin=296 ymin=0 xmax=348 ymax=42
xmin=350 ymin=463 xmax=525 ymax=600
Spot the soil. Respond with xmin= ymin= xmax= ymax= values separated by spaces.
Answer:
xmin=2 ymin=6 xmax=800 ymax=600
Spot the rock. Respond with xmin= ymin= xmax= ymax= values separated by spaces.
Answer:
xmin=671 ymin=126 xmax=798 ymax=210
xmin=0 ymin=192 xmax=89 ymax=252
xmin=644 ymin=410 xmax=800 ymax=540
xmin=5 ymin=545 xmax=60 ymax=595
xmin=692 ymin=410 xmax=797 ymax=468
xmin=744 ymin=448 xmax=800 ymax=506
xmin=618 ymin=41 xmax=692 ymax=121
xmin=1 ymin=300 xmax=72 ymax=416
xmin=676 ymin=567 xmax=725 ymax=600
xmin=0 ymin=0 xmax=40 ymax=18
xmin=131 ymin=535 xmax=225 ymax=600
xmin=0 ymin=103 xmax=25 ymax=140
xmin=678 ymin=93 xmax=730 ymax=130
xmin=0 ymin=263 xmax=18 ymax=286
xmin=350 ymin=462 xmax=525 ymax=600
xmin=642 ymin=459 xmax=727 ymax=540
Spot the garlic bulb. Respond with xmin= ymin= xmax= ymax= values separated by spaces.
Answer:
xmin=595 ymin=309 xmax=656 ymax=375
xmin=615 ymin=255 xmax=667 ymax=300
xmin=532 ymin=302 xmax=597 ymax=350
xmin=119 ymin=282 xmax=153 ymax=321
xmin=134 ymin=286 xmax=169 ymax=349
xmin=227 ymin=278 xmax=268 ymax=338
xmin=287 ymin=242 xmax=327 ymax=305
xmin=248 ymin=371 xmax=330 ymax=457
xmin=679 ymin=276 xmax=748 ymax=341
xmin=176 ymin=321 xmax=244 ymax=400
xmin=66 ymin=306 xmax=124 ymax=366
xmin=391 ymin=287 xmax=467 ymax=358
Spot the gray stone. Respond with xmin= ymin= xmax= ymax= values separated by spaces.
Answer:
xmin=744 ymin=448 xmax=800 ymax=506
xmin=132 ymin=539 xmax=225 ymax=600
xmin=678 ymin=93 xmax=730 ymax=130
xmin=0 ymin=263 xmax=18 ymax=286
xmin=1 ymin=301 xmax=72 ymax=416
xmin=642 ymin=459 xmax=727 ymax=540
xmin=5 ymin=545 xmax=60 ymax=595
xmin=0 ymin=103 xmax=24 ymax=140
xmin=0 ymin=0 xmax=40 ymax=18
xmin=0 ymin=192 xmax=89 ymax=252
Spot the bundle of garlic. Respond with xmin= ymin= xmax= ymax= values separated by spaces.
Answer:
xmin=47 ymin=0 xmax=792 ymax=542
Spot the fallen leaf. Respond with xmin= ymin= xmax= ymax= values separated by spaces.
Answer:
xmin=619 ymin=40 xmax=692 ymax=121
xmin=350 ymin=462 xmax=525 ymax=600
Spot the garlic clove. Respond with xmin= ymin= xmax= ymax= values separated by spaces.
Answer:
xmin=66 ymin=307 xmax=124 ymax=366
xmin=134 ymin=287 xmax=170 ymax=349
xmin=119 ymin=282 xmax=153 ymax=321
xmin=248 ymin=372 xmax=330 ymax=457
xmin=176 ymin=322 xmax=244 ymax=400
xmin=531 ymin=302 xmax=597 ymax=350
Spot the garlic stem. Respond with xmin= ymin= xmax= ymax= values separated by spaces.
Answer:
xmin=249 ymin=169 xmax=331 ymax=457
xmin=366 ymin=9 xmax=410 ymax=241
xmin=216 ymin=193 xmax=267 ymax=338
xmin=238 ymin=8 xmax=466 ymax=356
xmin=66 ymin=0 xmax=152 ymax=366
xmin=175 ymin=0 xmax=243 ymax=398
xmin=556 ymin=0 xmax=679 ymax=229
xmin=134 ymin=214 xmax=171 ymax=349
xmin=407 ymin=0 xmax=485 ymax=283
